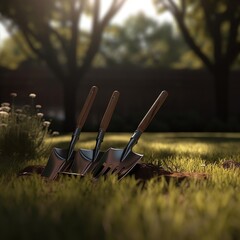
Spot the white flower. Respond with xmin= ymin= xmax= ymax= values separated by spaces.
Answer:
xmin=37 ymin=113 xmax=44 ymax=118
xmin=1 ymin=106 xmax=11 ymax=112
xmin=52 ymin=131 xmax=60 ymax=136
xmin=36 ymin=105 xmax=42 ymax=109
xmin=1 ymin=102 xmax=10 ymax=107
xmin=15 ymin=109 xmax=23 ymax=113
xmin=43 ymin=121 xmax=51 ymax=127
xmin=0 ymin=111 xmax=9 ymax=118
xmin=29 ymin=93 xmax=37 ymax=98
xmin=10 ymin=93 xmax=17 ymax=97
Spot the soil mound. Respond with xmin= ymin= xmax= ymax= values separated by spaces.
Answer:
xmin=222 ymin=160 xmax=240 ymax=169
xmin=18 ymin=163 xmax=208 ymax=182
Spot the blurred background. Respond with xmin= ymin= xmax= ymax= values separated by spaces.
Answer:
xmin=0 ymin=0 xmax=240 ymax=132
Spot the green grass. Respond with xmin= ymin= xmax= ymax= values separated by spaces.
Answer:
xmin=0 ymin=132 xmax=240 ymax=240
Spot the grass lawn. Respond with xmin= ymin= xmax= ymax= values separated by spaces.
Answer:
xmin=0 ymin=132 xmax=239 ymax=240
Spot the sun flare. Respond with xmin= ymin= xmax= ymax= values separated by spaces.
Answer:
xmin=101 ymin=0 xmax=158 ymax=23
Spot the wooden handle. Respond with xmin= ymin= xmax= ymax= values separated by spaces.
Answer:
xmin=137 ymin=90 xmax=168 ymax=132
xmin=100 ymin=91 xmax=120 ymax=131
xmin=77 ymin=86 xmax=98 ymax=128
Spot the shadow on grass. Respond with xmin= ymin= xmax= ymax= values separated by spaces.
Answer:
xmin=159 ymin=133 xmax=240 ymax=144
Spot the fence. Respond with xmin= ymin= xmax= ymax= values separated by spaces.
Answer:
xmin=1 ymin=66 xmax=240 ymax=131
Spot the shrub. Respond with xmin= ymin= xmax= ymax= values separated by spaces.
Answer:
xmin=0 ymin=93 xmax=51 ymax=160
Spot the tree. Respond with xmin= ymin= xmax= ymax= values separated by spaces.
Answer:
xmin=154 ymin=0 xmax=240 ymax=122
xmin=0 ymin=0 xmax=125 ymax=131
xmin=99 ymin=12 xmax=188 ymax=67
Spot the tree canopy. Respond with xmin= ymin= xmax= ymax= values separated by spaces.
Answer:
xmin=0 ymin=0 xmax=126 ymax=131
xmin=154 ymin=0 xmax=240 ymax=122
xmin=154 ymin=0 xmax=240 ymax=71
xmin=0 ymin=0 xmax=125 ymax=80
xmin=99 ymin=12 xmax=189 ymax=68
xmin=0 ymin=12 xmax=191 ymax=70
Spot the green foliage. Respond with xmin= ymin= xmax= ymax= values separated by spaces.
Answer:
xmin=154 ymin=0 xmax=240 ymax=122
xmin=0 ymin=0 xmax=126 ymax=131
xmin=0 ymin=132 xmax=240 ymax=239
xmin=0 ymin=93 xmax=51 ymax=160
xmin=99 ymin=12 xmax=189 ymax=67
xmin=154 ymin=0 xmax=240 ymax=70
xmin=0 ymin=32 xmax=36 ymax=69
xmin=0 ymin=0 xmax=126 ymax=77
xmin=0 ymin=38 xmax=26 ymax=69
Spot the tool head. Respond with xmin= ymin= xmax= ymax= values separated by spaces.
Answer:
xmin=41 ymin=148 xmax=75 ymax=180
xmin=93 ymin=147 xmax=143 ymax=180
xmin=71 ymin=149 xmax=104 ymax=174
xmin=92 ymin=90 xmax=168 ymax=180
xmin=42 ymin=86 xmax=99 ymax=180
xmin=70 ymin=90 xmax=120 ymax=175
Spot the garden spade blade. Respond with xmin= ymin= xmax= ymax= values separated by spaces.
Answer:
xmin=93 ymin=90 xmax=168 ymax=180
xmin=70 ymin=90 xmax=120 ymax=175
xmin=41 ymin=86 xmax=98 ymax=180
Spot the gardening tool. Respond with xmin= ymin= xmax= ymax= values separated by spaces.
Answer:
xmin=41 ymin=86 xmax=98 ymax=180
xmin=92 ymin=90 xmax=168 ymax=180
xmin=70 ymin=90 xmax=120 ymax=175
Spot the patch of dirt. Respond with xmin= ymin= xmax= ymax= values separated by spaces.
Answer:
xmin=128 ymin=163 xmax=172 ymax=180
xmin=18 ymin=165 xmax=45 ymax=177
xmin=129 ymin=163 xmax=208 ymax=183
xmin=222 ymin=160 xmax=240 ymax=169
xmin=163 ymin=172 xmax=208 ymax=183
xmin=18 ymin=163 xmax=208 ymax=183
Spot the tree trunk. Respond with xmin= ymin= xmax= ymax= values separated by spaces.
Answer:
xmin=63 ymin=80 xmax=78 ymax=132
xmin=213 ymin=69 xmax=230 ymax=123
